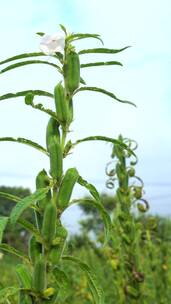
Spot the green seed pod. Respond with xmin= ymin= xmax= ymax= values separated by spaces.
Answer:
xmin=36 ymin=169 xmax=51 ymax=210
xmin=41 ymin=203 xmax=57 ymax=243
xmin=28 ymin=235 xmax=42 ymax=264
xmin=64 ymin=51 xmax=80 ymax=93
xmin=58 ymin=168 xmax=79 ymax=210
xmin=16 ymin=264 xmax=32 ymax=289
xmin=32 ymin=255 xmax=46 ymax=293
xmin=49 ymin=245 xmax=63 ymax=266
xmin=34 ymin=210 xmax=42 ymax=232
xmin=49 ymin=226 xmax=68 ymax=264
xmin=48 ymin=137 xmax=63 ymax=182
xmin=36 ymin=169 xmax=50 ymax=189
xmin=54 ymin=82 xmax=69 ymax=125
xmin=46 ymin=117 xmax=60 ymax=151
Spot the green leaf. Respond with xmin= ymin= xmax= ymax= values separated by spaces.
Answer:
xmin=10 ymin=187 xmax=50 ymax=225
xmin=74 ymin=176 xmax=112 ymax=243
xmin=54 ymin=52 xmax=64 ymax=63
xmin=74 ymin=135 xmax=125 ymax=146
xmin=72 ymin=198 xmax=111 ymax=244
xmin=0 ymin=90 xmax=53 ymax=101
xmin=0 ymin=137 xmax=48 ymax=155
xmin=67 ymin=33 xmax=103 ymax=44
xmin=74 ymin=136 xmax=136 ymax=158
xmin=62 ymin=256 xmax=104 ymax=304
xmin=0 ymin=217 xmax=8 ymax=243
xmin=77 ymin=176 xmax=100 ymax=201
xmin=17 ymin=218 xmax=42 ymax=240
xmin=0 ymin=243 xmax=29 ymax=262
xmin=25 ymin=99 xmax=60 ymax=123
xmin=16 ymin=264 xmax=32 ymax=289
xmin=0 ymin=287 xmax=20 ymax=303
xmin=74 ymin=86 xmax=136 ymax=107
xmin=0 ymin=192 xmax=20 ymax=203
xmin=0 ymin=60 xmax=62 ymax=74
xmin=0 ymin=52 xmax=49 ymax=65
xmin=80 ymin=77 xmax=86 ymax=85
xmin=36 ymin=32 xmax=45 ymax=37
xmin=81 ymin=61 xmax=123 ymax=68
xmin=53 ymin=266 xmax=69 ymax=289
xmin=79 ymin=46 xmax=130 ymax=55
xmin=59 ymin=24 xmax=67 ymax=35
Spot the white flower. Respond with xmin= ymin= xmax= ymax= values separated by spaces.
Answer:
xmin=39 ymin=32 xmax=65 ymax=55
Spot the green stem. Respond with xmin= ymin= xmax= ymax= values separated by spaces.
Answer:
xmin=61 ymin=128 xmax=67 ymax=151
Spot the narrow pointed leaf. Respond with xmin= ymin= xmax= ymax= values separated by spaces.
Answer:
xmin=0 ymin=52 xmax=48 ymax=65
xmin=17 ymin=218 xmax=42 ymax=240
xmin=59 ymin=24 xmax=67 ymax=35
xmin=0 ymin=243 xmax=29 ymax=262
xmin=76 ymin=176 xmax=112 ymax=243
xmin=0 ymin=51 xmax=63 ymax=65
xmin=71 ymin=198 xmax=111 ymax=244
xmin=80 ymin=77 xmax=86 ymax=85
xmin=67 ymin=33 xmax=103 ymax=44
xmin=0 ymin=90 xmax=53 ymax=101
xmin=62 ymin=256 xmax=104 ymax=304
xmin=0 ymin=192 xmax=20 ymax=203
xmin=79 ymin=46 xmax=130 ymax=55
xmin=74 ymin=86 xmax=136 ymax=107
xmin=0 ymin=287 xmax=20 ymax=303
xmin=15 ymin=264 xmax=32 ymax=289
xmin=54 ymin=52 xmax=64 ymax=63
xmin=77 ymin=176 xmax=100 ymax=201
xmin=10 ymin=187 xmax=50 ymax=225
xmin=25 ymin=99 xmax=60 ymax=122
xmin=36 ymin=32 xmax=45 ymax=37
xmin=74 ymin=136 xmax=136 ymax=158
xmin=74 ymin=135 xmax=125 ymax=146
xmin=0 ymin=60 xmax=61 ymax=74
xmin=81 ymin=61 xmax=123 ymax=68
xmin=53 ymin=266 xmax=69 ymax=289
xmin=0 ymin=217 xmax=9 ymax=243
xmin=0 ymin=137 xmax=48 ymax=155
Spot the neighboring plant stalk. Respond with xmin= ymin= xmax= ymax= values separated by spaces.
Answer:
xmin=105 ymin=135 xmax=149 ymax=303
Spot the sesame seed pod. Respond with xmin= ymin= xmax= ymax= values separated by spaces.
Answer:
xmin=41 ymin=203 xmax=57 ymax=244
xmin=36 ymin=169 xmax=51 ymax=210
xmin=64 ymin=51 xmax=80 ymax=93
xmin=54 ymin=82 xmax=69 ymax=126
xmin=32 ymin=255 xmax=47 ymax=293
xmin=58 ymin=168 xmax=79 ymax=210
xmin=46 ymin=117 xmax=60 ymax=151
xmin=28 ymin=235 xmax=42 ymax=264
xmin=48 ymin=136 xmax=63 ymax=182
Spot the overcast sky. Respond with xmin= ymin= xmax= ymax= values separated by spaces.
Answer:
xmin=0 ymin=0 xmax=170 ymax=231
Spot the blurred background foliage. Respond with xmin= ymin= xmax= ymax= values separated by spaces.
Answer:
xmin=0 ymin=186 xmax=171 ymax=303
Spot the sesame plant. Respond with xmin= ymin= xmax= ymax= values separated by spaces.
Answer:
xmin=0 ymin=25 xmax=135 ymax=304
xmin=105 ymin=135 xmax=149 ymax=303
